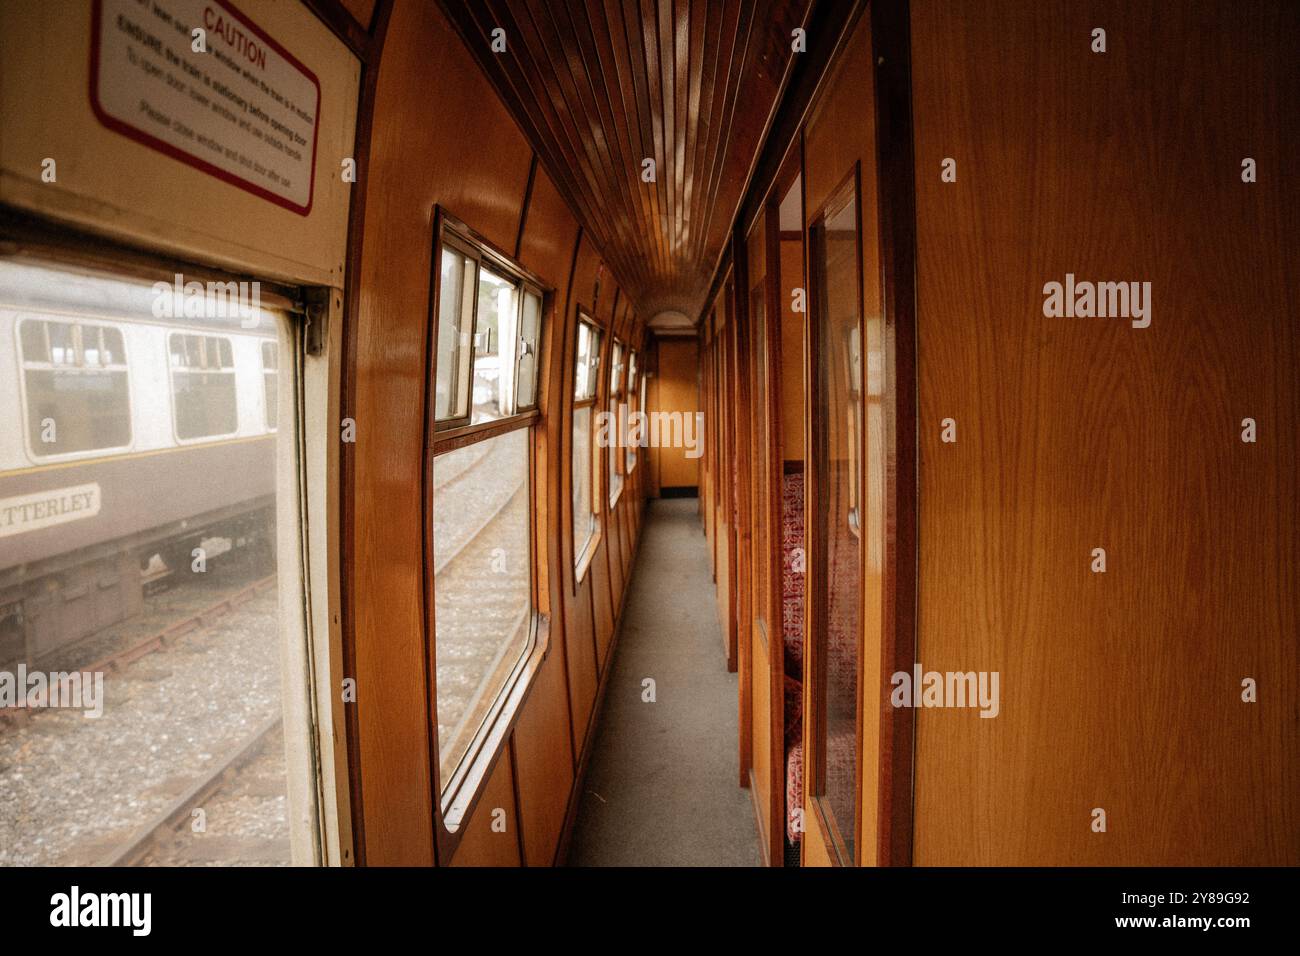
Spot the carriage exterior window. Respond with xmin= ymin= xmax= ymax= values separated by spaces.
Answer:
xmin=168 ymin=333 xmax=237 ymax=440
xmin=572 ymin=316 xmax=602 ymax=567
xmin=435 ymin=232 xmax=545 ymax=427
xmin=19 ymin=318 xmax=131 ymax=457
xmin=261 ymin=341 xmax=278 ymax=431
xmin=430 ymin=219 xmax=546 ymax=799
xmin=608 ymin=340 xmax=625 ymax=505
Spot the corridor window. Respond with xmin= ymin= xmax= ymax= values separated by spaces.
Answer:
xmin=169 ymin=333 xmax=237 ymax=440
xmin=429 ymin=217 xmax=547 ymax=799
xmin=19 ymin=318 xmax=131 ymax=457
xmin=573 ymin=316 xmax=602 ymax=567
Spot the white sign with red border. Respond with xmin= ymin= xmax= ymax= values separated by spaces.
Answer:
xmin=91 ymin=0 xmax=321 ymax=215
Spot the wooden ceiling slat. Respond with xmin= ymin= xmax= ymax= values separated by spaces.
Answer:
xmin=439 ymin=0 xmax=810 ymax=322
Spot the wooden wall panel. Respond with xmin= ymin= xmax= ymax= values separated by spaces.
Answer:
xmin=654 ymin=338 xmax=703 ymax=488
xmin=591 ymin=543 xmax=616 ymax=672
xmin=518 ymin=168 xmax=581 ymax=283
xmin=512 ymin=649 xmax=575 ymax=865
xmin=779 ymin=240 xmax=806 ymax=461
xmin=349 ymin=0 xmax=532 ymax=865
xmin=512 ymin=165 xmax=581 ymax=868
xmin=911 ymin=0 xmax=1300 ymax=865
xmin=448 ymin=750 xmax=521 ymax=867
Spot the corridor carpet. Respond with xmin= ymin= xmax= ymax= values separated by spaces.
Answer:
xmin=565 ymin=497 xmax=761 ymax=867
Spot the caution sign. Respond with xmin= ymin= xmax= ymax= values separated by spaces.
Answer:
xmin=90 ymin=0 xmax=321 ymax=215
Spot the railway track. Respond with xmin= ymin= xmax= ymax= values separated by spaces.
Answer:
xmin=0 ymin=574 xmax=276 ymax=727
xmin=98 ymin=716 xmax=285 ymax=867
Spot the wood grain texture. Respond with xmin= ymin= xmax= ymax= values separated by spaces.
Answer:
xmin=779 ymin=239 xmax=806 ymax=461
xmin=910 ymin=0 xmax=1300 ymax=865
xmin=511 ymin=648 xmax=575 ymax=865
xmin=448 ymin=747 xmax=521 ymax=866
xmin=438 ymin=0 xmax=814 ymax=322
xmin=654 ymin=338 xmax=703 ymax=488
xmin=512 ymin=165 xmax=581 ymax=866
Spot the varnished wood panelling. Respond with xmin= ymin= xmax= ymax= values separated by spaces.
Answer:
xmin=349 ymin=0 xmax=532 ymax=864
xmin=911 ymin=0 xmax=1300 ymax=865
xmin=591 ymin=540 xmax=617 ymax=671
xmin=439 ymin=0 xmax=814 ymax=321
xmin=654 ymin=338 xmax=702 ymax=488
xmin=448 ymin=749 xmax=521 ymax=866
xmin=512 ymin=649 xmax=575 ymax=865
xmin=518 ymin=168 xmax=582 ymax=284
xmin=779 ymin=240 xmax=806 ymax=461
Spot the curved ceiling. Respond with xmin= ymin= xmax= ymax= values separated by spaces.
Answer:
xmin=441 ymin=0 xmax=814 ymax=323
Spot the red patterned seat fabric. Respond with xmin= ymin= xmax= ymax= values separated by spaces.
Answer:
xmin=781 ymin=471 xmax=805 ymax=680
xmin=785 ymin=726 xmax=856 ymax=845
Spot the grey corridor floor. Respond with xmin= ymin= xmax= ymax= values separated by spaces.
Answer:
xmin=566 ymin=496 xmax=762 ymax=867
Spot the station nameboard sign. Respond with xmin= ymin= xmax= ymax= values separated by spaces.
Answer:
xmin=90 ymin=0 xmax=321 ymax=215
